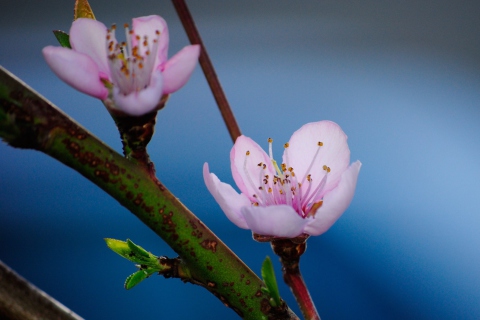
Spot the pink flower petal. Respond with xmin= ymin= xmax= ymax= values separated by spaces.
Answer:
xmin=284 ymin=121 xmax=350 ymax=197
xmin=69 ymin=18 xmax=110 ymax=78
xmin=241 ymin=205 xmax=308 ymax=238
xmin=132 ymin=15 xmax=169 ymax=67
xmin=42 ymin=46 xmax=108 ymax=99
xmin=203 ymin=163 xmax=249 ymax=229
xmin=303 ymin=160 xmax=361 ymax=236
xmin=230 ymin=135 xmax=275 ymax=201
xmin=161 ymin=45 xmax=200 ymax=94
xmin=111 ymin=70 xmax=163 ymax=115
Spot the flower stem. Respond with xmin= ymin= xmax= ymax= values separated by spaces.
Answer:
xmin=171 ymin=0 xmax=242 ymax=143
xmin=271 ymin=239 xmax=321 ymax=320
xmin=110 ymin=110 xmax=158 ymax=178
xmin=107 ymin=95 xmax=169 ymax=179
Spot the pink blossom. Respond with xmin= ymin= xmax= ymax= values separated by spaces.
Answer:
xmin=42 ymin=15 xmax=200 ymax=116
xmin=204 ymin=121 xmax=361 ymax=238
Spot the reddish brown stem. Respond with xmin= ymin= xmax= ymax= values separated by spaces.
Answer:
xmin=271 ymin=239 xmax=321 ymax=320
xmin=283 ymin=269 xmax=320 ymax=320
xmin=171 ymin=0 xmax=242 ymax=143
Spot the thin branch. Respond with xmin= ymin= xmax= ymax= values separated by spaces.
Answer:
xmin=282 ymin=268 xmax=320 ymax=320
xmin=271 ymin=239 xmax=321 ymax=320
xmin=171 ymin=0 xmax=242 ymax=143
xmin=0 ymin=260 xmax=84 ymax=320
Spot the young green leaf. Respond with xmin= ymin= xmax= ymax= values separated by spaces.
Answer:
xmin=105 ymin=238 xmax=131 ymax=257
xmin=124 ymin=270 xmax=148 ymax=290
xmin=53 ymin=30 xmax=71 ymax=49
xmin=127 ymin=239 xmax=151 ymax=259
xmin=105 ymin=238 xmax=149 ymax=264
xmin=261 ymin=256 xmax=281 ymax=307
xmin=105 ymin=238 xmax=162 ymax=268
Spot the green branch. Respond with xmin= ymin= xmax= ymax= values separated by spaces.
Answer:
xmin=0 ymin=66 xmax=298 ymax=319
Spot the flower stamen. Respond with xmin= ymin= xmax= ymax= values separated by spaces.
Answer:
xmin=307 ymin=200 xmax=323 ymax=217
xmin=106 ymin=23 xmax=161 ymax=96
xmin=268 ymin=138 xmax=285 ymax=178
xmin=300 ymin=141 xmax=323 ymax=186
xmin=303 ymin=165 xmax=330 ymax=211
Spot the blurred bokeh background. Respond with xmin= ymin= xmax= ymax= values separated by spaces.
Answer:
xmin=1 ymin=0 xmax=480 ymax=318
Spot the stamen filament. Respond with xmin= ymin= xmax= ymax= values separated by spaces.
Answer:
xmin=284 ymin=142 xmax=290 ymax=171
xmin=303 ymin=171 xmax=328 ymax=209
xmin=243 ymin=151 xmax=263 ymax=204
xmin=124 ymin=24 xmax=133 ymax=58
xmin=300 ymin=142 xmax=323 ymax=186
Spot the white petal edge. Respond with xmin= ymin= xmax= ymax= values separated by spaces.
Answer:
xmin=303 ymin=160 xmax=361 ymax=236
xmin=69 ymin=18 xmax=110 ymax=78
xmin=203 ymin=163 xmax=250 ymax=229
xmin=111 ymin=70 xmax=163 ymax=116
xmin=284 ymin=121 xmax=350 ymax=197
xmin=161 ymin=45 xmax=200 ymax=94
xmin=230 ymin=135 xmax=275 ymax=200
xmin=241 ymin=205 xmax=309 ymax=238
xmin=42 ymin=46 xmax=108 ymax=99
xmin=132 ymin=15 xmax=169 ymax=67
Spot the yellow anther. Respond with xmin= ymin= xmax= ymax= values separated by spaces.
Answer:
xmin=318 ymin=141 xmax=323 ymax=146
xmin=268 ymin=188 xmax=272 ymax=193
xmin=323 ymin=165 xmax=327 ymax=170
xmin=284 ymin=142 xmax=289 ymax=148
xmin=307 ymin=174 xmax=312 ymax=181
xmin=246 ymin=151 xmax=250 ymax=156
xmin=124 ymin=23 xmax=129 ymax=28
xmin=268 ymin=138 xmax=273 ymax=143
xmin=253 ymin=202 xmax=259 ymax=206
xmin=308 ymin=200 xmax=323 ymax=217
xmin=257 ymin=162 xmax=262 ymax=167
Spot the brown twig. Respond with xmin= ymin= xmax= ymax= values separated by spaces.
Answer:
xmin=171 ymin=0 xmax=242 ymax=143
xmin=0 ymin=260 xmax=84 ymax=320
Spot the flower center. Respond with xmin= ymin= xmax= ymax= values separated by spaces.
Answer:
xmin=243 ymin=138 xmax=331 ymax=218
xmin=106 ymin=24 xmax=160 ymax=95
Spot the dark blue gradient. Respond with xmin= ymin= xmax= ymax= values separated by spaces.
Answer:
xmin=1 ymin=1 xmax=479 ymax=319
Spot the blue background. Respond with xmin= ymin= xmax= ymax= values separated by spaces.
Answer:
xmin=1 ymin=0 xmax=480 ymax=318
